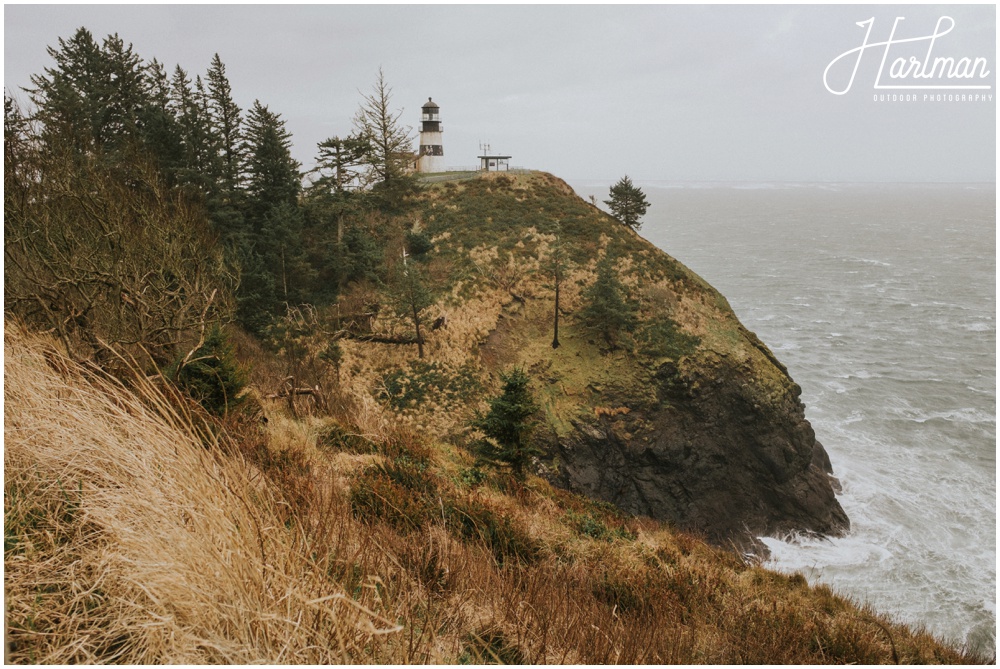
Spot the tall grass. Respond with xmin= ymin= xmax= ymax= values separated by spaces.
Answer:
xmin=4 ymin=322 xmax=407 ymax=663
xmin=5 ymin=321 xmax=987 ymax=663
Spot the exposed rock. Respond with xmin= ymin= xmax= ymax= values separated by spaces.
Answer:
xmin=386 ymin=170 xmax=850 ymax=551
xmin=550 ymin=351 xmax=849 ymax=551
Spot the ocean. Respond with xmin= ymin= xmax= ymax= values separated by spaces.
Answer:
xmin=570 ymin=180 xmax=996 ymax=656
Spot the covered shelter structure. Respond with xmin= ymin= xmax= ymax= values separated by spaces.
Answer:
xmin=478 ymin=153 xmax=511 ymax=171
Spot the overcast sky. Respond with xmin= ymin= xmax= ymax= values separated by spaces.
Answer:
xmin=4 ymin=4 xmax=996 ymax=182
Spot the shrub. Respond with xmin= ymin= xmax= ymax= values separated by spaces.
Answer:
xmin=405 ymin=229 xmax=434 ymax=257
xmin=457 ymin=466 xmax=488 ymax=489
xmin=565 ymin=510 xmax=637 ymax=543
xmin=380 ymin=361 xmax=482 ymax=413
xmin=638 ymin=317 xmax=700 ymax=360
xmin=445 ymin=497 xmax=540 ymax=566
xmin=349 ymin=459 xmax=438 ymax=532
xmin=170 ymin=327 xmax=247 ymax=416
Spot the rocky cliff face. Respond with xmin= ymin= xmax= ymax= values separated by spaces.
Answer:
xmin=551 ymin=348 xmax=848 ymax=550
xmin=343 ymin=170 xmax=848 ymax=550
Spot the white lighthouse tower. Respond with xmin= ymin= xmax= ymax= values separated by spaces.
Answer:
xmin=417 ymin=97 xmax=444 ymax=173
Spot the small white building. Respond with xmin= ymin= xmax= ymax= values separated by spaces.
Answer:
xmin=417 ymin=97 xmax=444 ymax=173
xmin=477 ymin=152 xmax=511 ymax=172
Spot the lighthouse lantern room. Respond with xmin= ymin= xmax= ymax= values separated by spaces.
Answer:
xmin=417 ymin=97 xmax=444 ymax=173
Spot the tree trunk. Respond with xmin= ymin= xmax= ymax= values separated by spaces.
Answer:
xmin=552 ymin=267 xmax=561 ymax=349
xmin=412 ymin=303 xmax=425 ymax=358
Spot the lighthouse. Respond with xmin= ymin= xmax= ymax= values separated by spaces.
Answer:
xmin=417 ymin=97 xmax=444 ymax=173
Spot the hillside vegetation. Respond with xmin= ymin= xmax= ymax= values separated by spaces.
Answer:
xmin=4 ymin=28 xmax=985 ymax=662
xmin=328 ymin=171 xmax=847 ymax=548
xmin=4 ymin=321 xmax=980 ymax=663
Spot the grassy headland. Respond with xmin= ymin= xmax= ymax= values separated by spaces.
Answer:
xmin=4 ymin=172 xmax=987 ymax=663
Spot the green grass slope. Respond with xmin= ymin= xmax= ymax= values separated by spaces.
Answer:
xmin=340 ymin=171 xmax=846 ymax=546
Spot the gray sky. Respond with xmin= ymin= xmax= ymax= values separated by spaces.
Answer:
xmin=4 ymin=4 xmax=996 ymax=182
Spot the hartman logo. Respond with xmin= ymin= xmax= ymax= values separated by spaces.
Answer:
xmin=824 ymin=16 xmax=992 ymax=96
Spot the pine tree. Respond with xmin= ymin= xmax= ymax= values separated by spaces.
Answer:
xmin=474 ymin=368 xmax=541 ymax=481
xmin=604 ymin=175 xmax=650 ymax=230
xmin=138 ymin=58 xmax=185 ymax=178
xmin=579 ymin=254 xmax=638 ymax=350
xmin=28 ymin=28 xmax=148 ymax=155
xmin=206 ymin=53 xmax=243 ymax=196
xmin=548 ymin=224 xmax=569 ymax=349
xmin=386 ymin=257 xmax=433 ymax=358
xmin=171 ymin=326 xmax=247 ymax=416
xmin=313 ymin=134 xmax=369 ymax=195
xmin=236 ymin=101 xmax=302 ymax=332
xmin=260 ymin=201 xmax=314 ymax=305
xmin=170 ymin=66 xmax=217 ymax=192
xmin=242 ymin=100 xmax=300 ymax=220
xmin=99 ymin=34 xmax=146 ymax=143
xmin=352 ymin=68 xmax=413 ymax=188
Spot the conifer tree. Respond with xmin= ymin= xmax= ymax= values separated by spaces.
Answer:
xmin=242 ymin=100 xmax=300 ymax=219
xmin=138 ymin=58 xmax=185 ymax=177
xmin=474 ymin=368 xmax=541 ymax=481
xmin=353 ymin=68 xmax=413 ymax=188
xmin=99 ymin=34 xmax=146 ymax=143
xmin=580 ymin=254 xmax=638 ymax=350
xmin=604 ymin=175 xmax=650 ymax=230
xmin=206 ymin=53 xmax=243 ymax=196
xmin=28 ymin=28 xmax=148 ymax=155
xmin=171 ymin=326 xmax=247 ymax=416
xmin=170 ymin=66 xmax=217 ymax=192
xmin=236 ymin=101 xmax=302 ymax=332
xmin=548 ymin=224 xmax=569 ymax=349
xmin=313 ymin=134 xmax=369 ymax=195
xmin=386 ymin=257 xmax=433 ymax=359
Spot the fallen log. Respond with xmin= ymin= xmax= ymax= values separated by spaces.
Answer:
xmin=265 ymin=387 xmax=322 ymax=400
xmin=341 ymin=331 xmax=423 ymax=346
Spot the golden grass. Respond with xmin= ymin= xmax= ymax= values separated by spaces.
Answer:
xmin=4 ymin=322 xmax=413 ymax=663
xmin=5 ymin=321 xmax=987 ymax=664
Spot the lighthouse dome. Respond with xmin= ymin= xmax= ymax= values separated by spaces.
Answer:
xmin=422 ymin=97 xmax=440 ymax=110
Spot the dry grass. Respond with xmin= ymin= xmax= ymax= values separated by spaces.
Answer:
xmin=4 ymin=322 xmax=413 ymax=663
xmin=4 ymin=321 xmax=987 ymax=664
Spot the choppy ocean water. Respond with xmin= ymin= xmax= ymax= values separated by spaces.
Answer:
xmin=571 ymin=181 xmax=996 ymax=656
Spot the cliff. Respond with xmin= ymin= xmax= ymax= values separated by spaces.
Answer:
xmin=6 ymin=321 xmax=973 ymax=664
xmin=339 ymin=170 xmax=848 ymax=549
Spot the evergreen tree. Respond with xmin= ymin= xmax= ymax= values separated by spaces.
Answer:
xmin=4 ymin=95 xmax=32 ymax=210
xmin=138 ymin=58 xmax=185 ymax=178
xmin=259 ymin=201 xmax=313 ymax=305
xmin=352 ymin=68 xmax=413 ymax=188
xmin=171 ymin=326 xmax=247 ymax=416
xmin=579 ymin=254 xmax=638 ymax=350
xmin=242 ymin=100 xmax=300 ymax=220
xmin=233 ymin=242 xmax=278 ymax=336
xmin=473 ymin=368 xmax=541 ymax=481
xmin=548 ymin=224 xmax=569 ymax=349
xmin=236 ymin=101 xmax=302 ymax=332
xmin=99 ymin=34 xmax=146 ymax=143
xmin=313 ymin=134 xmax=369 ymax=195
xmin=386 ymin=257 xmax=433 ymax=358
xmin=604 ymin=175 xmax=650 ymax=230
xmin=170 ymin=66 xmax=217 ymax=193
xmin=206 ymin=53 xmax=243 ymax=196
xmin=300 ymin=134 xmax=371 ymax=301
xmin=28 ymin=28 xmax=148 ymax=155
xmin=341 ymin=219 xmax=385 ymax=284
